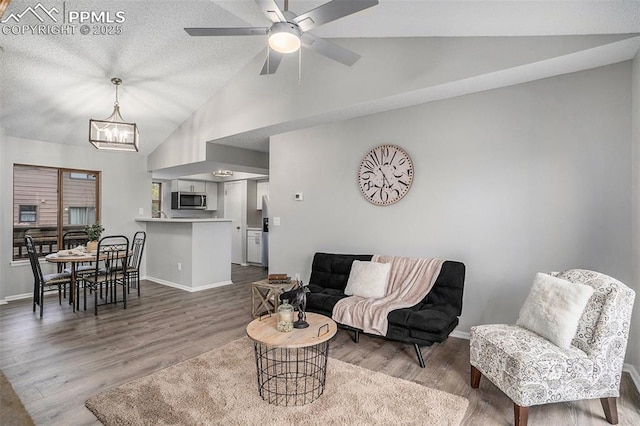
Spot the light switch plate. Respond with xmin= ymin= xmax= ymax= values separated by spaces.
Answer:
xmin=273 ymin=217 xmax=281 ymax=226
xmin=294 ymin=192 xmax=304 ymax=201
xmin=138 ymin=207 xmax=144 ymax=215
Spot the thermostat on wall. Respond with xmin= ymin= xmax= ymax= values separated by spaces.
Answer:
xmin=294 ymin=192 xmax=304 ymax=201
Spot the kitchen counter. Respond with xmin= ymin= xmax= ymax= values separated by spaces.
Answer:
xmin=135 ymin=218 xmax=232 ymax=291
xmin=136 ymin=218 xmax=231 ymax=223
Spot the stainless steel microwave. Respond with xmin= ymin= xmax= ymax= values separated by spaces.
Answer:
xmin=171 ymin=192 xmax=207 ymax=210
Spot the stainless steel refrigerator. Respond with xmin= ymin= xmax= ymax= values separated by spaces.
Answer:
xmin=261 ymin=195 xmax=269 ymax=269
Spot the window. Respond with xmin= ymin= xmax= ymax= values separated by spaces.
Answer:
xmin=68 ymin=207 xmax=96 ymax=225
xmin=152 ymin=182 xmax=162 ymax=218
xmin=13 ymin=164 xmax=100 ymax=260
xmin=70 ymin=172 xmax=97 ymax=181
xmin=19 ymin=205 xmax=37 ymax=223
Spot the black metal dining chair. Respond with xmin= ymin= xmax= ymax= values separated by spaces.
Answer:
xmin=59 ymin=230 xmax=90 ymax=301
xmin=25 ymin=235 xmax=71 ymax=318
xmin=58 ymin=231 xmax=88 ymax=272
xmin=81 ymin=235 xmax=130 ymax=315
xmin=126 ymin=231 xmax=146 ymax=297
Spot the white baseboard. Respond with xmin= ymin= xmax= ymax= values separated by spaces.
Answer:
xmin=624 ymin=364 xmax=640 ymax=392
xmin=145 ymin=276 xmax=233 ymax=293
xmin=450 ymin=329 xmax=470 ymax=340
xmin=3 ymin=292 xmax=32 ymax=302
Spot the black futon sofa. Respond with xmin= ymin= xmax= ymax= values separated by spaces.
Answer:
xmin=305 ymin=252 xmax=465 ymax=367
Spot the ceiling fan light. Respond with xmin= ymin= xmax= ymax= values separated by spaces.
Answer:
xmin=268 ymin=23 xmax=301 ymax=54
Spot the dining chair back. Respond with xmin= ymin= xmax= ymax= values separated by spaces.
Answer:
xmin=82 ymin=235 xmax=130 ymax=315
xmin=25 ymin=235 xmax=71 ymax=318
xmin=127 ymin=231 xmax=146 ymax=296
xmin=63 ymin=230 xmax=89 ymax=249
xmin=58 ymin=230 xmax=90 ymax=287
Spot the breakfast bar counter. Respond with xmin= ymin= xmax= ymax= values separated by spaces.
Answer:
xmin=135 ymin=218 xmax=232 ymax=291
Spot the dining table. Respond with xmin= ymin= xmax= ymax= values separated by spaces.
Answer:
xmin=45 ymin=249 xmax=131 ymax=312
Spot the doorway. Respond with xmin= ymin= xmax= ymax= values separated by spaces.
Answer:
xmin=224 ymin=180 xmax=247 ymax=265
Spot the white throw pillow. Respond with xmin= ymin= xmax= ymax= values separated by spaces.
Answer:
xmin=344 ymin=260 xmax=391 ymax=299
xmin=516 ymin=272 xmax=594 ymax=349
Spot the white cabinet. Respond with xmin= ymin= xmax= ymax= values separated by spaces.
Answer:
xmin=247 ymin=230 xmax=262 ymax=264
xmin=206 ymin=182 xmax=218 ymax=211
xmin=256 ymin=181 xmax=269 ymax=210
xmin=172 ymin=179 xmax=206 ymax=193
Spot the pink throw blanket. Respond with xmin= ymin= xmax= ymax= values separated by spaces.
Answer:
xmin=332 ymin=255 xmax=444 ymax=336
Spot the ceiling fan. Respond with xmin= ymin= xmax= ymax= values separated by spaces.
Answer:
xmin=184 ymin=0 xmax=379 ymax=75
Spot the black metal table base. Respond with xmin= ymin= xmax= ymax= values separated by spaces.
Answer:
xmin=253 ymin=341 xmax=330 ymax=406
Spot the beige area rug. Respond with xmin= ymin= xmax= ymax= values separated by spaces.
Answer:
xmin=1 ymin=369 xmax=35 ymax=426
xmin=86 ymin=337 xmax=469 ymax=425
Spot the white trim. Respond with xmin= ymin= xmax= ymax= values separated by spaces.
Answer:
xmin=0 ymin=300 xmax=8 ymax=305
xmin=450 ymin=329 xmax=470 ymax=340
xmin=145 ymin=276 xmax=233 ymax=293
xmin=623 ymin=364 xmax=640 ymax=392
xmin=4 ymin=292 xmax=32 ymax=302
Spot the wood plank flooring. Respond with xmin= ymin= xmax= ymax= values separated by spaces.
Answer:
xmin=1 ymin=265 xmax=639 ymax=425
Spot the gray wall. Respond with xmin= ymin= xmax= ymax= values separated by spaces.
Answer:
xmin=269 ymin=62 xmax=636 ymax=364
xmin=632 ymin=52 xmax=640 ymax=377
xmin=1 ymin=136 xmax=150 ymax=300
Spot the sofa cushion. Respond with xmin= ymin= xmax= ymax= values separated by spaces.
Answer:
xmin=387 ymin=303 xmax=460 ymax=334
xmin=309 ymin=253 xmax=373 ymax=291
xmin=344 ymin=260 xmax=390 ymax=298
xmin=306 ymin=284 xmax=349 ymax=316
xmin=516 ymin=273 xmax=593 ymax=349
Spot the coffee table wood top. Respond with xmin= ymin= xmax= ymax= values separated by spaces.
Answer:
xmin=246 ymin=312 xmax=337 ymax=349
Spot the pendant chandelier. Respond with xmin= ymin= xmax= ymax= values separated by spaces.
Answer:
xmin=89 ymin=77 xmax=139 ymax=152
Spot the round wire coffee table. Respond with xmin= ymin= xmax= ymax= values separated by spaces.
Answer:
xmin=246 ymin=312 xmax=337 ymax=406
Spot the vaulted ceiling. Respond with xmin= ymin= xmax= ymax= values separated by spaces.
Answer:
xmin=1 ymin=1 xmax=639 ymax=162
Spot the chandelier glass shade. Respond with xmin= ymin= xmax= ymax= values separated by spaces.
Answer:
xmin=89 ymin=78 xmax=139 ymax=152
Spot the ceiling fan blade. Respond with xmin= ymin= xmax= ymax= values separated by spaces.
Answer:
xmin=184 ymin=27 xmax=268 ymax=37
xmin=260 ymin=50 xmax=284 ymax=75
xmin=255 ymin=0 xmax=286 ymax=23
xmin=293 ymin=0 xmax=378 ymax=33
xmin=184 ymin=27 xmax=269 ymax=37
xmin=301 ymin=33 xmax=361 ymax=66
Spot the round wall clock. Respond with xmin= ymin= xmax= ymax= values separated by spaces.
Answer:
xmin=358 ymin=144 xmax=414 ymax=206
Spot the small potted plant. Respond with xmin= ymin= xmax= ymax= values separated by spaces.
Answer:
xmin=84 ymin=222 xmax=105 ymax=252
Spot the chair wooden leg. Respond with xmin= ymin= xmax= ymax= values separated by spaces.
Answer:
xmin=514 ymin=403 xmax=528 ymax=426
xmin=600 ymin=397 xmax=618 ymax=424
xmin=470 ymin=365 xmax=481 ymax=388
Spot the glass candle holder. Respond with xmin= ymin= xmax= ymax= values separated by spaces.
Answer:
xmin=277 ymin=299 xmax=294 ymax=332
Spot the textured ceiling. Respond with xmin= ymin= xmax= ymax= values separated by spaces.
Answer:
xmin=1 ymin=0 xmax=639 ymax=157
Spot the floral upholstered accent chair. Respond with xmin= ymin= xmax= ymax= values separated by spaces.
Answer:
xmin=469 ymin=269 xmax=635 ymax=426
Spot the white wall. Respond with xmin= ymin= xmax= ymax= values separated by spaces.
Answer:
xmin=148 ymin=36 xmax=627 ymax=171
xmin=1 ymin=137 xmax=151 ymax=300
xmin=269 ymin=62 xmax=635 ymax=358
